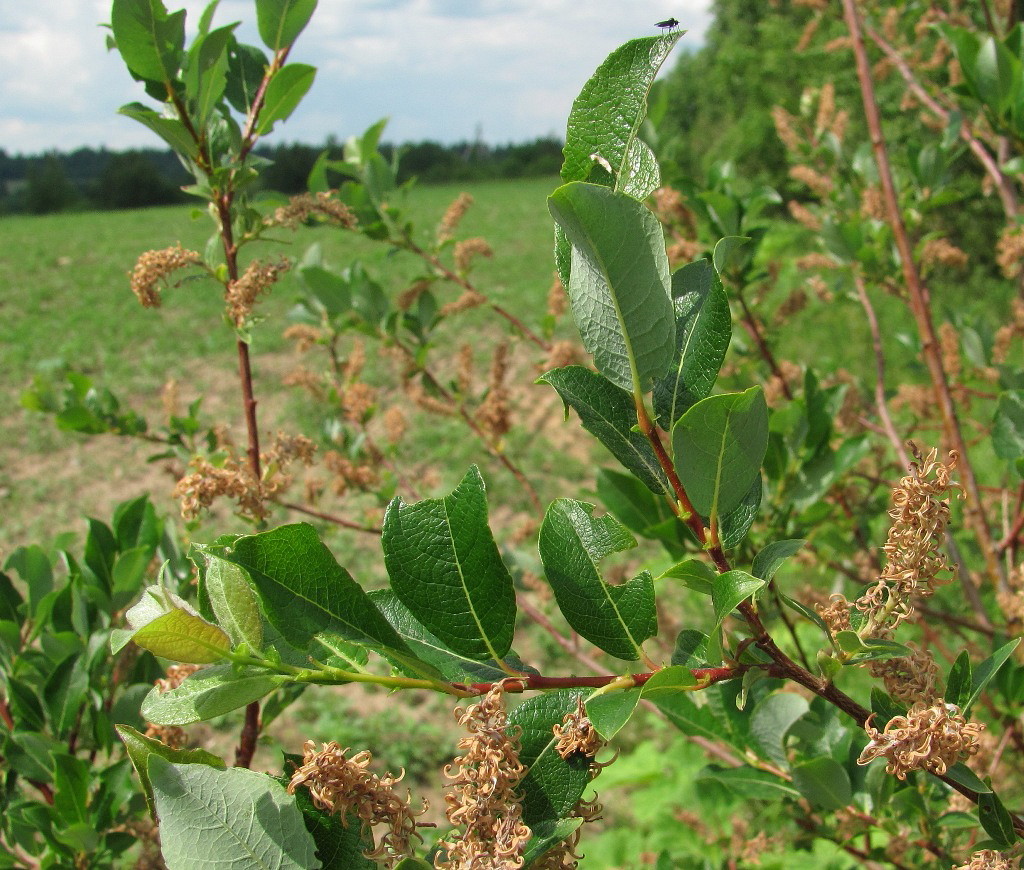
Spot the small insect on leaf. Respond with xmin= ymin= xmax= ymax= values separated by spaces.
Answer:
xmin=656 ymin=18 xmax=680 ymax=32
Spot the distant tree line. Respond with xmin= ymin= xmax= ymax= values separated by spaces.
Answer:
xmin=0 ymin=137 xmax=564 ymax=216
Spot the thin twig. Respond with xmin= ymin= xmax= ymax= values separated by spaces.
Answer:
xmin=276 ymin=500 xmax=383 ymax=534
xmin=843 ymin=0 xmax=1003 ymax=590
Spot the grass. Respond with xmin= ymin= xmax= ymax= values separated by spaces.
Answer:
xmin=0 ymin=175 xmax=577 ymax=558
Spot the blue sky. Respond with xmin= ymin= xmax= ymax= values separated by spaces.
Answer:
xmin=0 ymin=1 xmax=712 ymax=155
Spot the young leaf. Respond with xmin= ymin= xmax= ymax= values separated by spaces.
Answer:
xmin=539 ymin=499 xmax=657 ymax=661
xmin=190 ymin=545 xmax=262 ymax=652
xmin=639 ymin=665 xmax=698 ymax=699
xmin=548 ymin=182 xmax=674 ymax=395
xmin=110 ymin=0 xmax=185 ymax=86
xmin=255 ymin=0 xmax=318 ymax=52
xmin=586 ymin=689 xmax=641 ymax=740
xmin=658 ymin=558 xmax=715 ymax=595
xmin=711 ymin=570 xmax=765 ymax=633
xmin=118 ymin=104 xmax=200 ymax=159
xmin=672 ymin=386 xmax=769 ymax=521
xmin=382 ymin=467 xmax=516 ymax=663
xmin=751 ymin=540 xmax=806 ymax=583
xmin=183 ymin=23 xmax=236 ymax=126
xmin=123 ymin=585 xmax=231 ymax=664
xmin=148 ymin=757 xmax=320 ymax=869
xmin=213 ymin=523 xmax=413 ymax=662
xmin=538 ymin=366 xmax=672 ymax=497
xmin=964 ymin=638 xmax=1021 ymax=711
xmin=748 ymin=691 xmax=809 ymax=769
xmin=945 ymin=651 xmax=972 ymax=709
xmin=561 ymin=34 xmax=682 ymax=195
xmin=115 ymin=724 xmax=225 ymax=815
xmin=653 ymin=261 xmax=732 ymax=428
xmin=141 ymin=664 xmax=287 ymax=725
xmin=256 ymin=63 xmax=317 ymax=135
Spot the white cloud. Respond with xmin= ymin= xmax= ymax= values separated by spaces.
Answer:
xmin=0 ymin=0 xmax=712 ymax=153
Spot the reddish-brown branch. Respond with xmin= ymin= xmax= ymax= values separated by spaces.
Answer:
xmin=276 ymin=500 xmax=383 ymax=534
xmin=734 ymin=286 xmax=794 ymax=401
xmin=451 ymin=666 xmax=738 ymax=696
xmin=239 ymin=46 xmax=292 ymax=162
xmin=234 ymin=701 xmax=260 ymax=768
xmin=843 ymin=0 xmax=1002 ymax=589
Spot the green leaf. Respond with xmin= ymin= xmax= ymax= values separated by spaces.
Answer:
xmin=255 ymin=0 xmax=318 ymax=52
xmin=993 ymin=390 xmax=1024 ymax=460
xmin=658 ymin=558 xmax=715 ymax=595
xmin=110 ymin=0 xmax=185 ymax=85
xmin=124 ymin=586 xmax=232 ymax=664
xmin=717 ymin=474 xmax=763 ymax=550
xmin=586 ymin=689 xmax=641 ymax=740
xmin=671 ymin=630 xmax=711 ymax=667
xmin=4 ymin=544 xmax=53 ymax=620
xmin=653 ymin=260 xmax=732 ymax=428
xmin=148 ymin=757 xmax=320 ymax=869
xmin=509 ymin=691 xmax=592 ymax=827
xmin=225 ymin=39 xmax=270 ymax=114
xmin=561 ymin=34 xmax=682 ymax=194
xmin=257 ymin=63 xmax=316 ymax=135
xmin=184 ymin=23 xmax=236 ymax=125
xmin=118 ymin=104 xmax=199 ymax=159
xmin=749 ymin=691 xmax=808 ymax=769
xmin=791 ymin=758 xmax=852 ymax=811
xmin=43 ymin=655 xmax=89 ymax=738
xmin=392 ymin=860 xmax=432 ymax=870
xmin=213 ymin=523 xmax=413 ymax=663
xmin=711 ymin=570 xmax=764 ymax=632
xmin=368 ymin=590 xmax=513 ymax=683
xmin=945 ymin=651 xmax=972 ymax=709
xmin=672 ymin=386 xmax=768 ymax=521
xmin=289 ymin=789 xmax=375 ymax=870
xmin=539 ymin=366 xmax=671 ymax=496
xmin=548 ymin=183 xmax=674 ymax=394
xmin=712 ymin=236 xmax=753 ymax=274
xmin=52 ymin=754 xmax=90 ymax=829
xmin=698 ymin=764 xmax=800 ymax=800
xmin=522 ymin=818 xmax=586 ymax=866
xmin=944 ymin=762 xmax=992 ymax=795
xmin=112 ymin=545 xmax=155 ymax=610
xmin=639 ymin=665 xmax=698 ymax=700
xmin=539 ymin=499 xmax=656 ymax=661
xmin=965 ymin=638 xmax=1021 ymax=711
xmin=141 ymin=665 xmax=287 ymax=725
xmin=116 ymin=724 xmax=225 ymax=815
xmin=751 ymin=539 xmax=806 ymax=583
xmin=595 ymin=468 xmax=681 ymax=547
xmin=978 ymin=791 xmax=1017 ymax=849
xmin=382 ymin=467 xmax=516 ymax=663
xmin=191 ymin=545 xmax=263 ymax=651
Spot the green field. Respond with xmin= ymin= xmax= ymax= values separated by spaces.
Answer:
xmin=0 ymin=176 xmax=573 ymax=556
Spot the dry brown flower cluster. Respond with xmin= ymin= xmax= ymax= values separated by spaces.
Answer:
xmin=789 ymin=164 xmax=833 ymax=198
xmin=763 ymin=360 xmax=803 ymax=406
xmin=453 ymin=238 xmax=493 ymax=273
xmin=860 ymin=186 xmax=886 ymax=221
xmin=130 ymin=245 xmax=202 ymax=308
xmin=383 ymin=405 xmax=408 ymax=445
xmin=436 ymin=686 xmax=531 ymax=869
xmin=266 ymin=431 xmax=317 ymax=467
xmin=287 ymin=740 xmax=423 ymax=866
xmin=667 ymin=239 xmax=705 ymax=267
xmin=815 ymin=593 xmax=853 ymax=635
xmin=283 ymin=323 xmax=323 ymax=353
xmin=397 ymin=279 xmax=433 ymax=311
xmin=991 ymin=297 xmax=1024 ymax=365
xmin=323 ymin=451 xmax=378 ymax=496
xmin=266 ymin=191 xmax=356 ymax=230
xmin=160 ymin=378 xmax=179 ymax=422
xmin=172 ymin=456 xmax=267 ymax=521
xmin=921 ymin=238 xmax=969 ymax=271
xmin=787 ymin=200 xmax=821 ymax=231
xmin=997 ymin=562 xmax=1024 ymax=631
xmin=552 ymin=697 xmax=604 ymax=761
xmin=476 ymin=342 xmax=512 ymax=441
xmin=774 ymin=288 xmax=808 ymax=323
xmin=890 ymin=383 xmax=935 ymax=418
xmin=868 ymin=642 xmax=939 ymax=706
xmin=771 ymin=106 xmax=803 ymax=153
xmin=855 ymin=446 xmax=960 ymax=636
xmin=438 ymin=193 xmax=474 ymax=242
xmin=543 ymin=340 xmax=581 ymax=372
xmin=154 ymin=663 xmax=199 ymax=694
xmin=440 ymin=290 xmax=487 ymax=317
xmin=997 ymin=225 xmax=1024 ymax=279
xmin=857 ymin=701 xmax=984 ymax=779
xmin=143 ymin=722 xmax=187 ymax=749
xmin=282 ymin=366 xmax=325 ymax=399
xmin=952 ymin=850 xmax=1016 ymax=870
xmin=342 ymin=382 xmax=378 ymax=423
xmin=406 ymin=382 xmax=456 ymax=416
xmin=546 ymin=275 xmax=567 ymax=319
xmin=226 ymin=257 xmax=290 ymax=327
